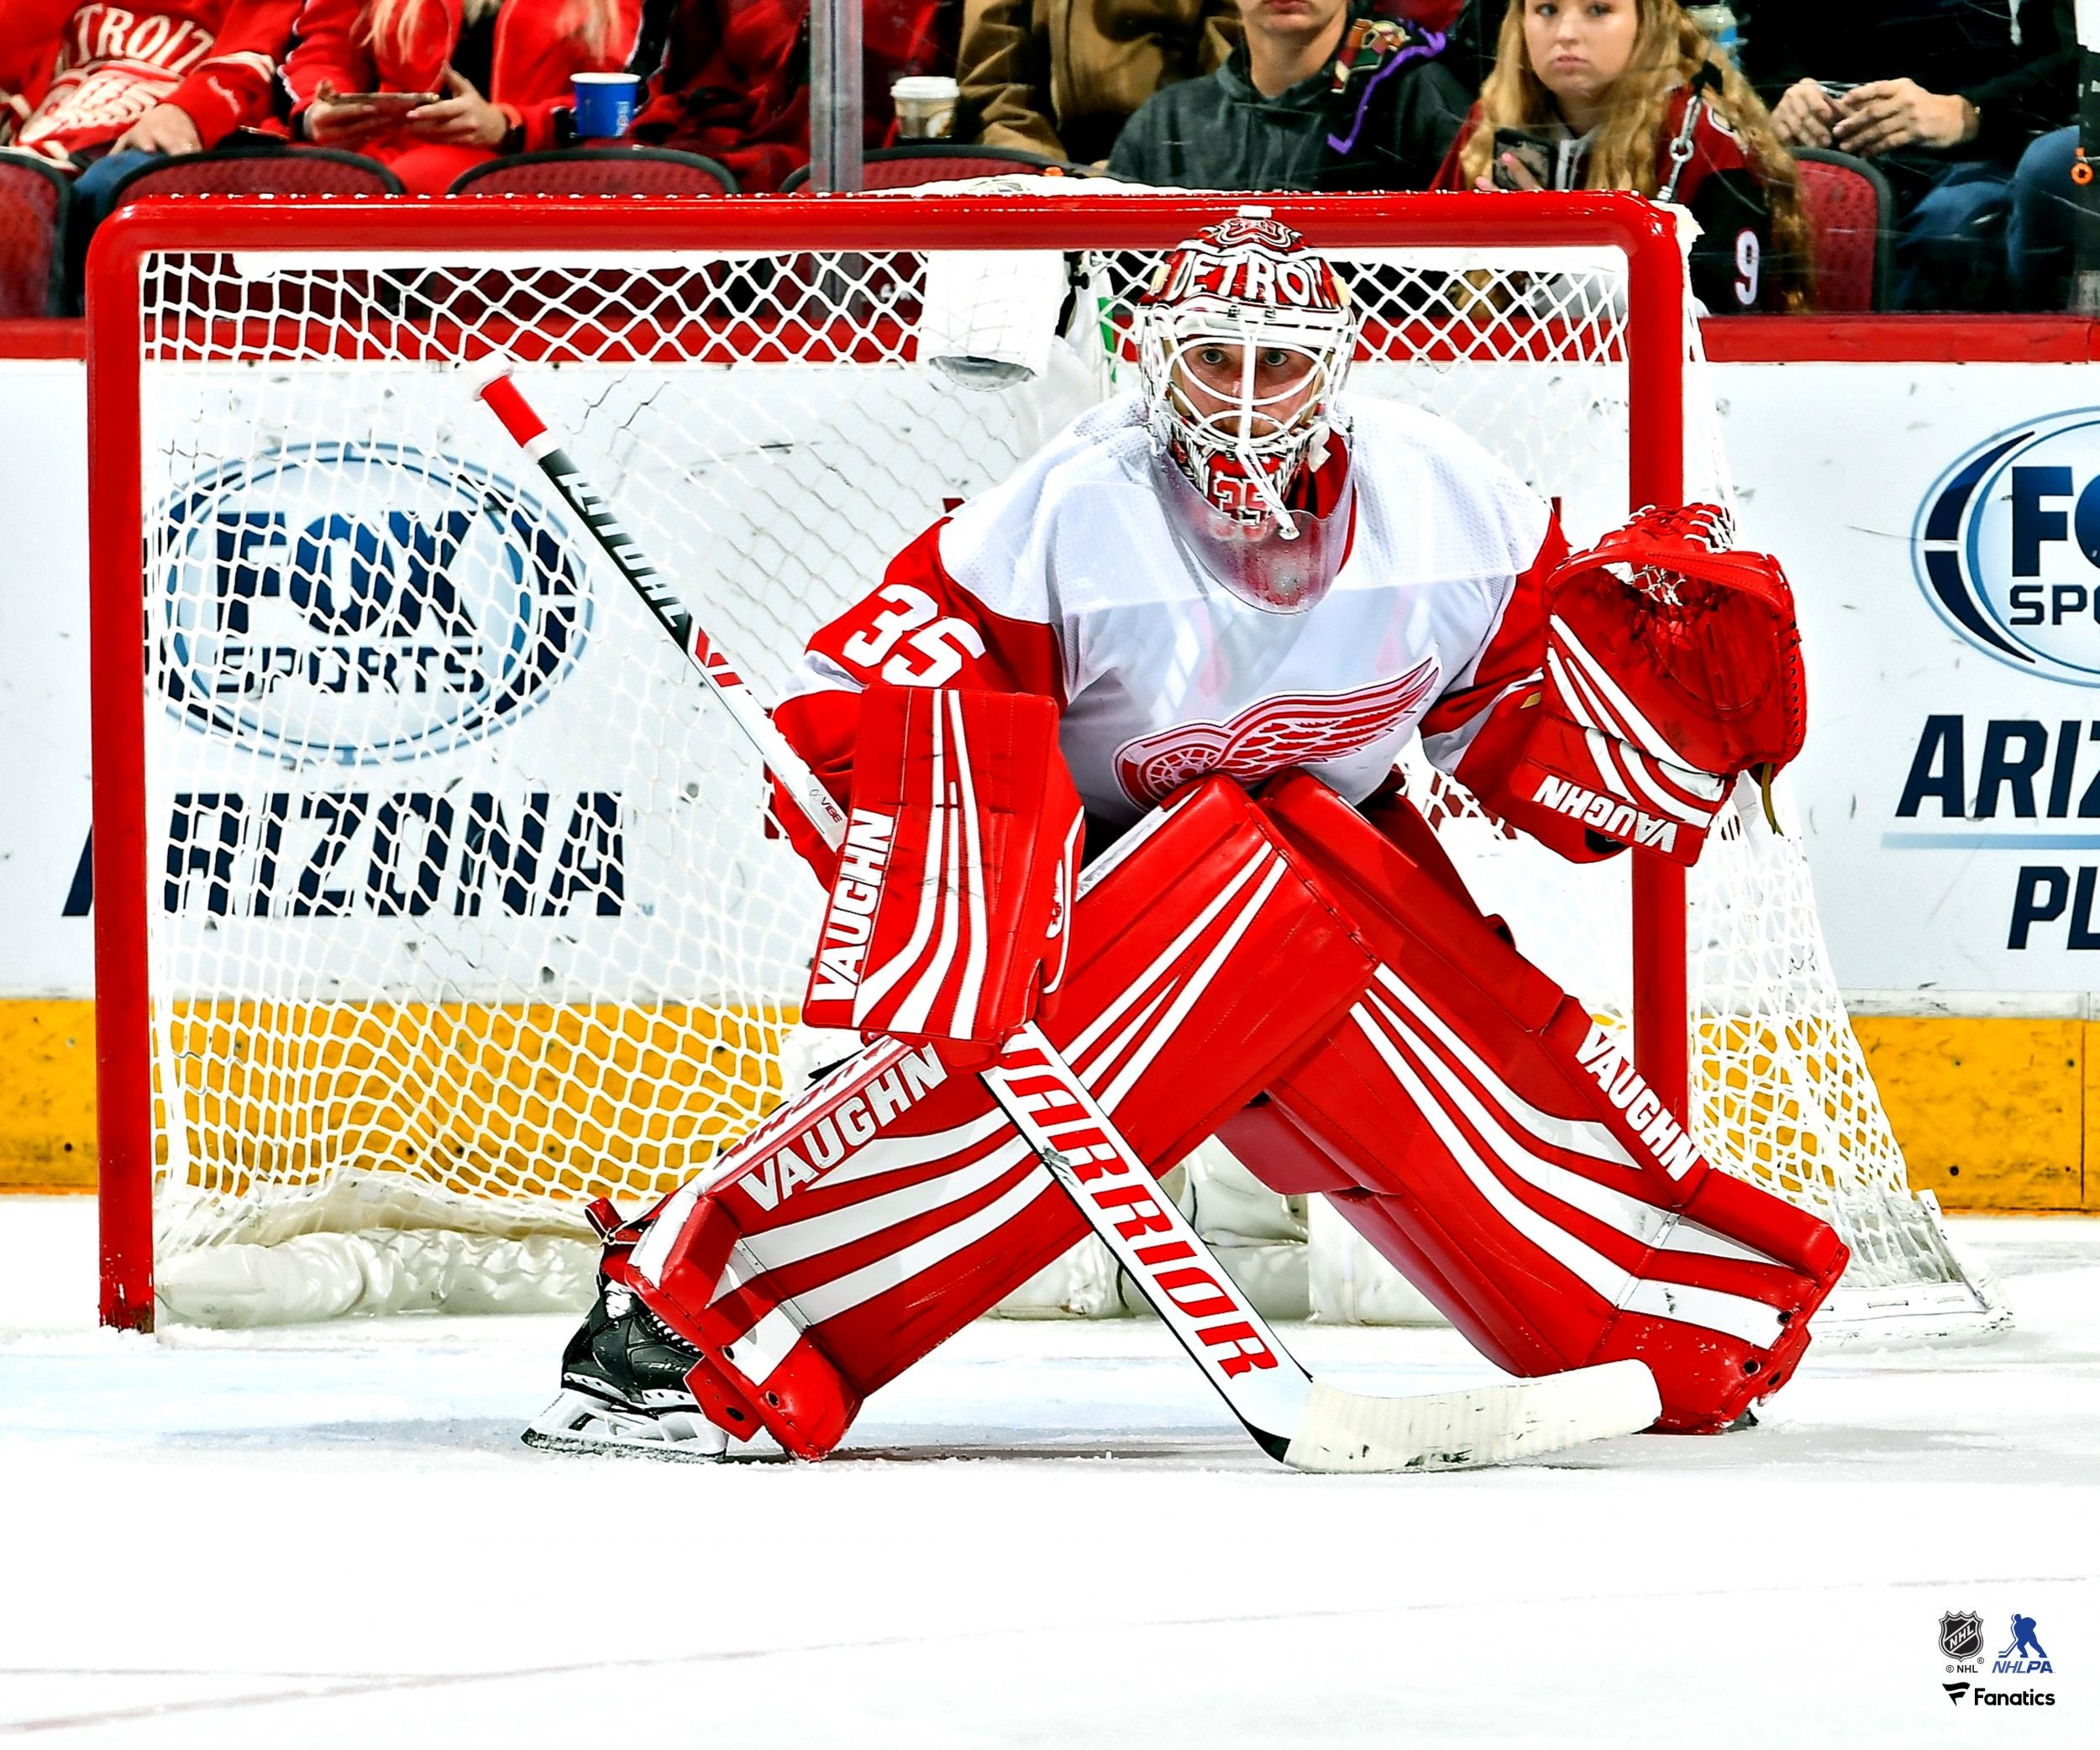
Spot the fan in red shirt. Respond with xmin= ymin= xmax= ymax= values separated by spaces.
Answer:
xmin=627 ymin=0 xmax=952 ymax=192
xmin=3 ymin=0 xmax=301 ymax=305
xmin=284 ymin=0 xmax=642 ymax=194
xmin=0 ymin=0 xmax=294 ymax=162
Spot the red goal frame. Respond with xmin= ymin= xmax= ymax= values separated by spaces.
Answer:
xmin=85 ymin=192 xmax=1689 ymax=1331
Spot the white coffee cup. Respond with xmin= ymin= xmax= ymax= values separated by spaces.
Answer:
xmin=892 ymin=75 xmax=960 ymax=140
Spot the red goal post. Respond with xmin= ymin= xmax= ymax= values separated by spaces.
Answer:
xmin=86 ymin=192 xmax=1944 ymax=1338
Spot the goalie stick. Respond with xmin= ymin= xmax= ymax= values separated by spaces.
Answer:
xmin=477 ymin=370 xmax=1661 ymax=1473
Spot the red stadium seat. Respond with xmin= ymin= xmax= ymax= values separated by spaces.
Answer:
xmin=1793 ymin=146 xmax=1893 ymax=313
xmin=0 ymin=155 xmax=71 ymax=318
xmin=448 ymin=148 xmax=740 ymax=197
xmin=780 ymin=143 xmax=1083 ymax=193
xmin=96 ymin=149 xmax=400 ymax=326
xmin=103 ymin=146 xmax=405 ymax=210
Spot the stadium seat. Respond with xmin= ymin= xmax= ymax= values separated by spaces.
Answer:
xmin=780 ymin=143 xmax=1082 ymax=193
xmin=447 ymin=148 xmax=740 ymax=197
xmin=103 ymin=145 xmax=405 ymax=211
xmin=0 ymin=155 xmax=70 ymax=318
xmin=1793 ymin=146 xmax=1893 ymax=313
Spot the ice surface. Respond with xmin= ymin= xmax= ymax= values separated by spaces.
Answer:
xmin=1 ymin=1199 xmax=2093 ymax=1747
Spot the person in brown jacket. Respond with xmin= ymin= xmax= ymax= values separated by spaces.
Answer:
xmin=958 ymin=0 xmax=1238 ymax=166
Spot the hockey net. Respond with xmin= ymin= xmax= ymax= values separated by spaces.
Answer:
xmin=88 ymin=192 xmax=2003 ymax=1341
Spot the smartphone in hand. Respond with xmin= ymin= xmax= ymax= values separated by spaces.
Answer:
xmin=326 ymin=92 xmax=441 ymax=114
xmin=1491 ymin=127 xmax=1560 ymax=190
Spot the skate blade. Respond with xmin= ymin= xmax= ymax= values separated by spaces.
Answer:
xmin=522 ymin=1388 xmax=729 ymax=1464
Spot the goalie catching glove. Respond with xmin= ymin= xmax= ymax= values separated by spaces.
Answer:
xmin=801 ymin=685 xmax=1084 ymax=1060
xmin=1507 ymin=503 xmax=1806 ymax=866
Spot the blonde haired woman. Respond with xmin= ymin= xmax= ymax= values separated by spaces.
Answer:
xmin=286 ymin=0 xmax=641 ymax=193
xmin=1436 ymin=0 xmax=1814 ymax=313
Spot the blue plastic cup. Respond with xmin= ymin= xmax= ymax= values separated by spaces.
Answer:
xmin=572 ymin=71 xmax=640 ymax=140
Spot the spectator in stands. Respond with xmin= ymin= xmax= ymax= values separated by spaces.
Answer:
xmin=627 ymin=1 xmax=949 ymax=192
xmin=2008 ymin=139 xmax=2085 ymax=311
xmin=1991 ymin=6 xmax=2081 ymax=309
xmin=1 ymin=0 xmax=297 ymax=307
xmin=1108 ymin=0 xmax=1467 ymax=191
xmin=957 ymin=0 xmax=1236 ymax=167
xmin=285 ymin=0 xmax=643 ymax=195
xmin=1746 ymin=1 xmax=2074 ymax=310
xmin=0 ymin=1 xmax=293 ymax=168
xmin=1423 ymin=0 xmax=1488 ymax=95
xmin=1440 ymin=0 xmax=1811 ymax=313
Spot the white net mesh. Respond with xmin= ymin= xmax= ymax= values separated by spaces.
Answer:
xmin=114 ymin=197 xmax=2000 ymax=1337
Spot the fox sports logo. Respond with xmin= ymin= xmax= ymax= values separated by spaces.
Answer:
xmin=155 ymin=443 xmax=590 ymax=760
xmin=1915 ymin=411 xmax=2100 ymax=686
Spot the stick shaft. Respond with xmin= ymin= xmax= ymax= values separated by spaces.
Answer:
xmin=984 ymin=1023 xmax=1311 ymax=1451
xmin=479 ymin=374 xmax=848 ymax=852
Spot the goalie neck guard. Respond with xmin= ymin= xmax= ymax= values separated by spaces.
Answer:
xmin=1137 ymin=210 xmax=1358 ymax=612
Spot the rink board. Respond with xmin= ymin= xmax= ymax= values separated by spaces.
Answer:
xmin=8 ymin=341 xmax=2100 ymax=1204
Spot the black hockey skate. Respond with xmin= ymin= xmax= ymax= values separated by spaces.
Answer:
xmin=522 ymin=1204 xmax=729 ymax=1462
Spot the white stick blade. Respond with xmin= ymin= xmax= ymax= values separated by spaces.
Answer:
xmin=1282 ymin=1358 xmax=1662 ymax=1474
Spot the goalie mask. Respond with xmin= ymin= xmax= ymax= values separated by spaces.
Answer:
xmin=1137 ymin=211 xmax=1358 ymax=612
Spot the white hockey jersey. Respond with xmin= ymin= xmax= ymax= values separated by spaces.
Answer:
xmin=778 ymin=391 xmax=1565 ymax=835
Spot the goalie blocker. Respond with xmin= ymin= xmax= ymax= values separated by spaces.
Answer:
xmin=607 ymin=743 xmax=1842 ymax=1457
xmin=801 ymin=685 xmax=1083 ymax=1059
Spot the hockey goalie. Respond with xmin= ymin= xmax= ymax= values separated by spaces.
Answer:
xmin=528 ymin=213 xmax=1848 ymax=1464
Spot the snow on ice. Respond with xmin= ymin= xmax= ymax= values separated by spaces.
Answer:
xmin=0 ymin=1199 xmax=2093 ymax=1747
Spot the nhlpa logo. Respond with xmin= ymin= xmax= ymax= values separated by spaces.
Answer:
xmin=155 ymin=443 xmax=589 ymax=761
xmin=1940 ymin=1611 xmax=1985 ymax=1663
xmin=1914 ymin=412 xmax=2100 ymax=685
xmin=1993 ymin=1612 xmax=2051 ymax=1675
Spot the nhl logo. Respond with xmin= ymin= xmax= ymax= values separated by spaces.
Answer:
xmin=1940 ymin=1612 xmax=1985 ymax=1662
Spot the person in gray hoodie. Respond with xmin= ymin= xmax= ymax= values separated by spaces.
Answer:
xmin=1108 ymin=0 xmax=1469 ymax=191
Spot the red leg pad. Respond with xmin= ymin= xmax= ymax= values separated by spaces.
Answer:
xmin=622 ymin=778 xmax=1378 ymax=1456
xmin=1249 ymin=774 xmax=1848 ymax=1432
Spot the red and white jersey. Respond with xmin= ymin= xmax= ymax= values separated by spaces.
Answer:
xmin=0 ymin=1 xmax=294 ymax=160
xmin=779 ymin=392 xmax=1564 ymax=831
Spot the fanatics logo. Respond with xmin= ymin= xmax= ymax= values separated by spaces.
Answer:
xmin=1111 ymin=660 xmax=1440 ymax=807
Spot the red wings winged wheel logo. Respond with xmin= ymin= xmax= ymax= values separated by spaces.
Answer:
xmin=1113 ymin=658 xmax=1442 ymax=807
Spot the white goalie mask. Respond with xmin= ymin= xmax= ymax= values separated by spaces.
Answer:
xmin=1137 ymin=211 xmax=1359 ymax=612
